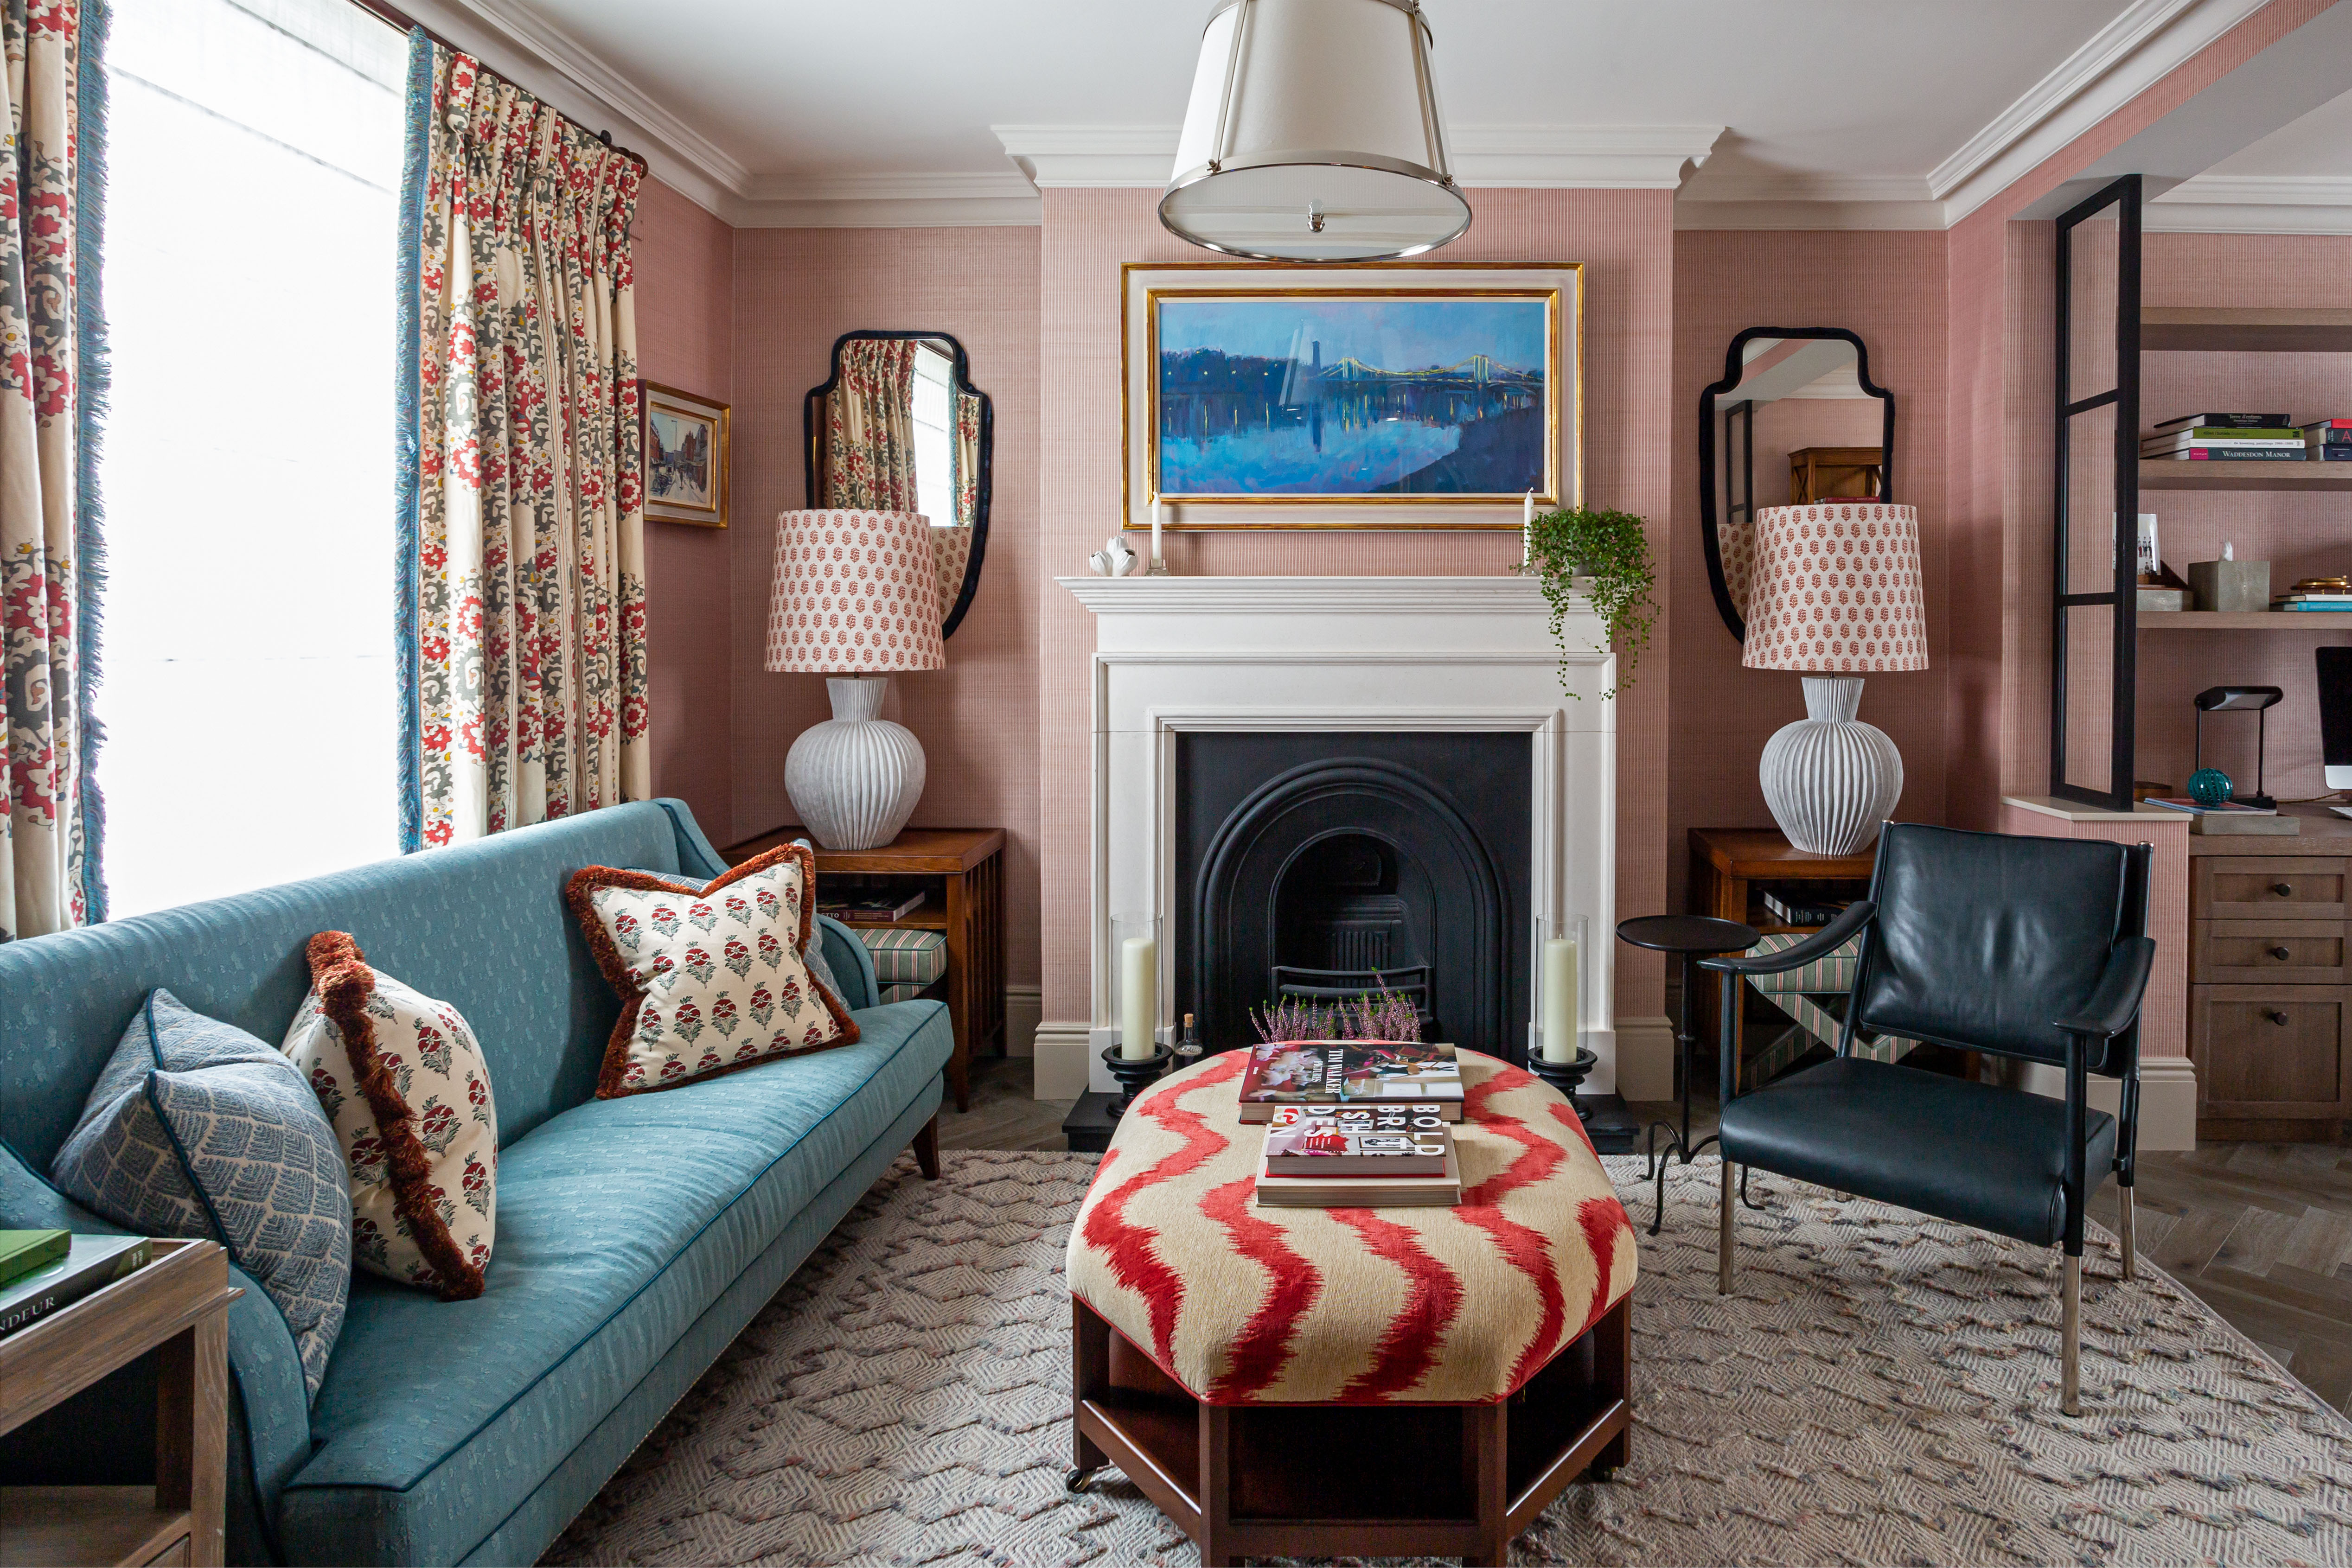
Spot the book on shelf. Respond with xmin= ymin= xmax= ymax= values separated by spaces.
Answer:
xmin=1253 ymin=1143 xmax=1462 ymax=1208
xmin=2305 ymin=443 xmax=2352 ymax=460
xmin=1762 ymin=890 xmax=1849 ymax=926
xmin=2151 ymin=412 xmax=2287 ymax=431
xmin=1261 ymin=1103 xmax=1452 ymax=1177
xmin=1235 ymin=1040 xmax=1464 ymax=1122
xmin=0 ymin=1229 xmax=70 ymax=1290
xmin=0 ymin=1234 xmax=153 ymax=1338
xmin=2275 ymin=602 xmax=2352 ymax=611
xmin=2301 ymin=419 xmax=2352 ymax=433
xmin=2146 ymin=449 xmax=2308 ymax=462
xmin=816 ymin=889 xmax=926 ymax=922
xmin=2144 ymin=797 xmax=2276 ymax=816
xmin=2141 ymin=428 xmax=2302 ymax=446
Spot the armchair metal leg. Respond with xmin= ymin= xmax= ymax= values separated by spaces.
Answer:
xmin=2061 ymin=1254 xmax=2083 ymax=1416
xmin=1718 ymin=1159 xmax=1735 ymax=1294
xmin=2119 ymin=1186 xmax=2137 ymax=1282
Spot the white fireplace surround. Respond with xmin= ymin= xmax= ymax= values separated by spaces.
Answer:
xmin=1049 ymin=575 xmax=1624 ymax=1099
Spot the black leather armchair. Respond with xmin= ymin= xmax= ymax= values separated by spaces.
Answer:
xmin=1700 ymin=823 xmax=2156 ymax=1416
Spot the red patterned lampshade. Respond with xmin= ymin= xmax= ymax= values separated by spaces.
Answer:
xmin=766 ymin=510 xmax=946 ymax=674
xmin=1742 ymin=502 xmax=1927 ymax=673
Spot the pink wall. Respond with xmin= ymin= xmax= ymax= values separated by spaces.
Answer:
xmin=632 ymin=177 xmax=737 ymax=842
xmin=1036 ymin=188 xmax=1678 ymax=1031
xmin=1668 ymin=230 xmax=1949 ymax=905
xmin=728 ymin=227 xmax=1045 ymax=988
xmin=1998 ymin=805 xmax=2189 ymax=1061
xmin=1940 ymin=0 xmax=2338 ymax=827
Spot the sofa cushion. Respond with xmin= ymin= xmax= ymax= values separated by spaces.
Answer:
xmin=277 ymin=998 xmax=951 ymax=1567
xmin=51 ymin=990 xmax=352 ymax=1395
xmin=568 ymin=845 xmax=858 ymax=1097
xmin=859 ymin=925 xmax=947 ymax=987
xmin=285 ymin=934 xmax=500 ymax=1300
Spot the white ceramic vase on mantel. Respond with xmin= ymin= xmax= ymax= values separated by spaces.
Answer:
xmin=1758 ymin=676 xmax=1905 ymax=856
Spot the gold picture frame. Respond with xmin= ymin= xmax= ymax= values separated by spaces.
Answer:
xmin=643 ymin=382 xmax=730 ymax=529
xmin=1121 ymin=261 xmax=1583 ymax=531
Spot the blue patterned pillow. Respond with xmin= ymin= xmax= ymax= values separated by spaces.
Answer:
xmin=51 ymin=990 xmax=352 ymax=1397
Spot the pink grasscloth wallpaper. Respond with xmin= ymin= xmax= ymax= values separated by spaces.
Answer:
xmin=726 ymin=226 xmax=1045 ymax=989
xmin=633 ymin=177 xmax=736 ymax=842
xmin=1669 ymin=230 xmax=1949 ymax=909
xmin=1035 ymin=187 xmax=1677 ymax=1033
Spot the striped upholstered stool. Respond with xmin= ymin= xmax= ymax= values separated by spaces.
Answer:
xmin=856 ymin=926 xmax=947 ymax=1004
xmin=1065 ymin=1049 xmax=1638 ymax=1565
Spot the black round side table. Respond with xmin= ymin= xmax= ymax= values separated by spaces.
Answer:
xmin=1616 ymin=914 xmax=1759 ymax=1235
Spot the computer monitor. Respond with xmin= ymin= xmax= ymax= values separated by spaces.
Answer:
xmin=2321 ymin=647 xmax=2352 ymax=791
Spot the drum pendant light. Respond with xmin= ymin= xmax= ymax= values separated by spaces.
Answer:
xmin=1161 ymin=0 xmax=1470 ymax=262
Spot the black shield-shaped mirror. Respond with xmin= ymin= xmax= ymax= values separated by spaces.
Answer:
xmin=804 ymin=330 xmax=993 ymax=637
xmin=1699 ymin=327 xmax=1895 ymax=640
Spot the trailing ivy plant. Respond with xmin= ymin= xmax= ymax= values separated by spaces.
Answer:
xmin=1519 ymin=507 xmax=1657 ymax=700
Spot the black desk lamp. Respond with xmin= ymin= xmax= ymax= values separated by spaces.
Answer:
xmin=2194 ymin=685 xmax=2285 ymax=809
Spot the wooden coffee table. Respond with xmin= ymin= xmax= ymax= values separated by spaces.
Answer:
xmin=1065 ymin=1051 xmax=1636 ymax=1566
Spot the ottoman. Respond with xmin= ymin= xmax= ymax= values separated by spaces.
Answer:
xmin=1066 ymin=1049 xmax=1638 ymax=1566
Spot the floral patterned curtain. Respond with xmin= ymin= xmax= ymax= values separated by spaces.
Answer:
xmin=399 ymin=38 xmax=648 ymax=851
xmin=0 ymin=0 xmax=104 ymax=938
xmin=817 ymin=337 xmax=917 ymax=511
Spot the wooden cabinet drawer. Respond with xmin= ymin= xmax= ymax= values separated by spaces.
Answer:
xmin=2193 ymin=920 xmax=2347 ymax=983
xmin=2191 ymin=985 xmax=2351 ymax=1119
xmin=2194 ymin=857 xmax=2347 ymax=920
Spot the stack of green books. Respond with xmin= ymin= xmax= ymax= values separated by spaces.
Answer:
xmin=0 ymin=1231 xmax=154 ymax=1337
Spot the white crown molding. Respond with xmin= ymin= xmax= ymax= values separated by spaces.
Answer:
xmin=1673 ymin=200 xmax=1949 ymax=232
xmin=1930 ymin=0 xmax=2272 ymax=224
xmin=1683 ymin=173 xmax=1934 ymax=204
xmin=733 ymin=171 xmax=1042 ymax=229
xmin=2146 ymin=173 xmax=2352 ymax=233
xmin=992 ymin=123 xmax=1724 ymax=190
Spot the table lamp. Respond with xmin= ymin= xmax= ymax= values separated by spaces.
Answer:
xmin=768 ymin=509 xmax=944 ymax=850
xmin=1742 ymin=502 xmax=1927 ymax=854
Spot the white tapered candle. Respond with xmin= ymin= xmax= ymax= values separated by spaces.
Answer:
xmin=1152 ymin=495 xmax=1165 ymax=568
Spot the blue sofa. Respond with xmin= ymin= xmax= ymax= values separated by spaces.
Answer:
xmin=0 ymin=801 xmax=952 ymax=1565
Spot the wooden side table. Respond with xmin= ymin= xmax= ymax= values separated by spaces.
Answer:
xmin=725 ymin=827 xmax=1006 ymax=1112
xmin=0 ymin=1238 xmax=240 ymax=1568
xmin=1688 ymin=828 xmax=1878 ymax=1082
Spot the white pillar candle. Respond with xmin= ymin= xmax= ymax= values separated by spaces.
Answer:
xmin=1152 ymin=495 xmax=1165 ymax=567
xmin=1120 ymin=933 xmax=1157 ymax=1059
xmin=1540 ymin=935 xmax=1577 ymax=1062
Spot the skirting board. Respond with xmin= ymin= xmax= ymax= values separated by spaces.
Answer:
xmin=1034 ymin=1015 xmax=1681 ymax=1105
xmin=2020 ymin=1056 xmax=2198 ymax=1152
xmin=1005 ymin=985 xmax=1041 ymax=1058
xmin=1615 ymin=1015 xmax=1675 ymax=1103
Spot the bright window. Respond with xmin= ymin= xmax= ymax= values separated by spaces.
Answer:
xmin=909 ymin=339 xmax=956 ymax=529
xmin=100 ymin=0 xmax=406 ymax=917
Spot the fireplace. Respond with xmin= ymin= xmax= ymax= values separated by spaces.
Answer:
xmin=1176 ymin=732 xmax=1530 ymax=1060
xmin=1055 ymin=574 xmax=1623 ymax=1102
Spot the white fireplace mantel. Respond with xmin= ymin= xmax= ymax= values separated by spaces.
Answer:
xmin=1050 ymin=575 xmax=1621 ymax=1097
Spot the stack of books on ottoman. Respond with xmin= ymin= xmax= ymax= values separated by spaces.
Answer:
xmin=1237 ymin=1041 xmax=1465 ymax=1207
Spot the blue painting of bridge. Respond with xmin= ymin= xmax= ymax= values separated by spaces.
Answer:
xmin=1155 ymin=296 xmax=1548 ymax=497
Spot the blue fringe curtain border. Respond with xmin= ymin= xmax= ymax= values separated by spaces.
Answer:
xmin=393 ymin=29 xmax=430 ymax=855
xmin=72 ymin=0 xmax=112 ymax=923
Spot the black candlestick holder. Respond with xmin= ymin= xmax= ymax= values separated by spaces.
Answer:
xmin=1527 ymin=1047 xmax=1602 ymax=1122
xmin=1100 ymin=1042 xmax=1175 ymax=1120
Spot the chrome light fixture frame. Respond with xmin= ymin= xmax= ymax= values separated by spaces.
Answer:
xmin=1158 ymin=0 xmax=1470 ymax=263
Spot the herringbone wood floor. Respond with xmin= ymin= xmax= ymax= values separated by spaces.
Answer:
xmin=939 ymin=1054 xmax=2352 ymax=1416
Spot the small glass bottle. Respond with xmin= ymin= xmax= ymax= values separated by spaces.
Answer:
xmin=1174 ymin=1013 xmax=1203 ymax=1067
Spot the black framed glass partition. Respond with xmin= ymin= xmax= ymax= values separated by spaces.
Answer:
xmin=2051 ymin=175 xmax=2142 ymax=811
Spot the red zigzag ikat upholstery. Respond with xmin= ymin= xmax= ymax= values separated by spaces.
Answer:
xmin=1067 ymin=1051 xmax=1637 ymax=1405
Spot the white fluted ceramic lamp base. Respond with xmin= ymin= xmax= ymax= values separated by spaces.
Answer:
xmin=1759 ymin=676 xmax=1903 ymax=855
xmin=786 ymin=676 xmax=926 ymax=851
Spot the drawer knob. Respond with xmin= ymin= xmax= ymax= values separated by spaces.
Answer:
xmin=2270 ymin=946 xmax=2292 ymax=961
xmin=2271 ymin=882 xmax=2294 ymax=897
xmin=2263 ymin=1008 xmax=2290 ymax=1026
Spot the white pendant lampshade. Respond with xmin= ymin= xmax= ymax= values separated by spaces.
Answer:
xmin=1162 ymin=0 xmax=1469 ymax=262
xmin=768 ymin=510 xmax=945 ymax=851
xmin=1743 ymin=503 xmax=1928 ymax=856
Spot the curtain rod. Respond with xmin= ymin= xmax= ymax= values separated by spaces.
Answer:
xmin=348 ymin=0 xmax=652 ymax=177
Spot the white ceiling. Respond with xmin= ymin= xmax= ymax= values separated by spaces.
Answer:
xmin=425 ymin=0 xmax=2352 ymax=231
xmin=2205 ymin=89 xmax=2352 ymax=175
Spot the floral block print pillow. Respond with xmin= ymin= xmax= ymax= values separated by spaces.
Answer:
xmin=567 ymin=843 xmax=859 ymax=1097
xmin=282 ymin=933 xmax=498 ymax=1300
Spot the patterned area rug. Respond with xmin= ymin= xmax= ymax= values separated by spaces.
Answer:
xmin=544 ymin=1151 xmax=2352 ymax=1566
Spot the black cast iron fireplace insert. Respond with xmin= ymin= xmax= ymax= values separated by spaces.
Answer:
xmin=1173 ymin=732 xmax=1532 ymax=1062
